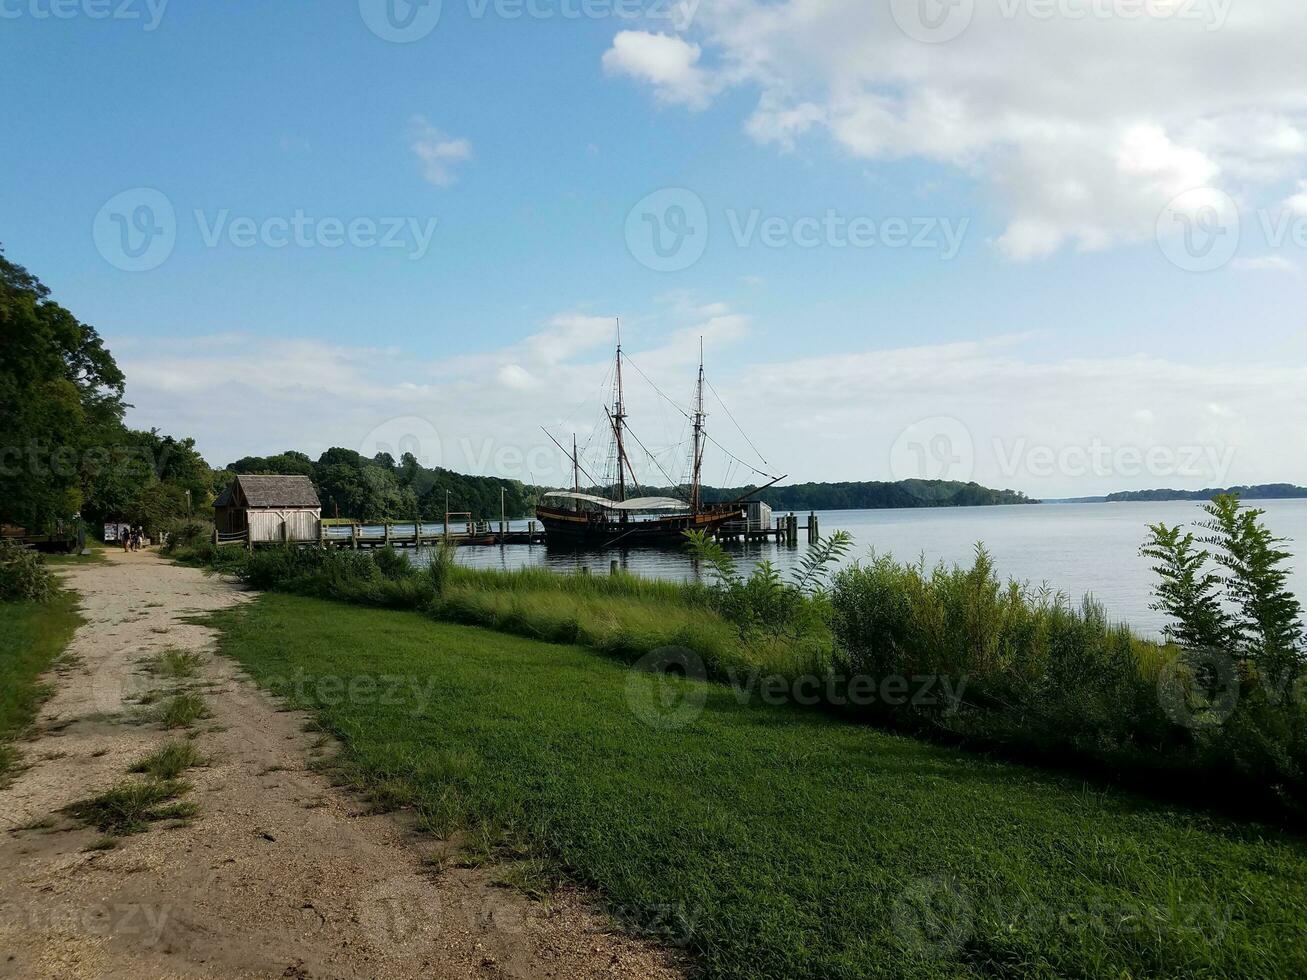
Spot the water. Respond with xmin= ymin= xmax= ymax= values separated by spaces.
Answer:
xmin=412 ymin=500 xmax=1307 ymax=637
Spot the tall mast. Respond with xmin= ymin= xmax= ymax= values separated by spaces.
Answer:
xmin=691 ymin=336 xmax=706 ymax=514
xmin=571 ymin=433 xmax=580 ymax=512
xmin=612 ymin=318 xmax=629 ymax=504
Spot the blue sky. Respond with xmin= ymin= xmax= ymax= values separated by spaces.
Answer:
xmin=3 ymin=0 xmax=1306 ymax=496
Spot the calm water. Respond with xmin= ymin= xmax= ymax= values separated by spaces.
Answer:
xmin=414 ymin=500 xmax=1307 ymax=637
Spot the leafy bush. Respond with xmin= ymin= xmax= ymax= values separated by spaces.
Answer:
xmin=0 ymin=540 xmax=58 ymax=603
xmin=684 ymin=529 xmax=850 ymax=639
xmin=1142 ymin=494 xmax=1307 ymax=809
xmin=830 ymin=547 xmax=1172 ymax=747
xmin=161 ymin=520 xmax=213 ymax=554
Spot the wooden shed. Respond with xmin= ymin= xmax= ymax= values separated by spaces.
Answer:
xmin=213 ymin=475 xmax=321 ymax=544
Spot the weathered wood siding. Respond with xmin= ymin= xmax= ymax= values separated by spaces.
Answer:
xmin=247 ymin=509 xmax=321 ymax=543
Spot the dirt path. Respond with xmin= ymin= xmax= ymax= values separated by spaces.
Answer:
xmin=0 ymin=551 xmax=687 ymax=979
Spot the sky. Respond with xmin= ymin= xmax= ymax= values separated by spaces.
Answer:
xmin=3 ymin=0 xmax=1306 ymax=498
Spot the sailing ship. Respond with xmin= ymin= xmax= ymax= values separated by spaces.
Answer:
xmin=535 ymin=327 xmax=782 ymax=547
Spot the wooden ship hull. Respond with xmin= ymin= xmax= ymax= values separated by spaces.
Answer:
xmin=535 ymin=505 xmax=742 ymax=546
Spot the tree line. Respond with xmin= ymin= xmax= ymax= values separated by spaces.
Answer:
xmin=224 ymin=449 xmax=538 ymax=522
xmin=1 ymin=248 xmax=213 ymax=538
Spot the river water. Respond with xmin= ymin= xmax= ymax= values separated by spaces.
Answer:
xmin=409 ymin=499 xmax=1307 ymax=637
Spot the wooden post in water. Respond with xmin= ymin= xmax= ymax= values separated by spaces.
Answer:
xmin=808 ymin=512 xmax=819 ymax=542
xmin=610 ymin=559 xmax=619 ymax=575
xmin=351 ymin=524 xmax=359 ymax=550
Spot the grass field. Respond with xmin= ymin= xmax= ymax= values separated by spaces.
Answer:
xmin=209 ymin=592 xmax=1307 ymax=980
xmin=0 ymin=591 xmax=82 ymax=783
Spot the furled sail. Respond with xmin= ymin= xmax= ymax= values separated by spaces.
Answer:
xmin=540 ymin=492 xmax=687 ymax=512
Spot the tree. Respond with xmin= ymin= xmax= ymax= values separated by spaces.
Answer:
xmin=1144 ymin=494 xmax=1304 ymax=677
xmin=0 ymin=247 xmax=125 ymax=530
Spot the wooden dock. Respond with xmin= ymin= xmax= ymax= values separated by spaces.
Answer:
xmin=215 ymin=519 xmax=546 ymax=550
xmin=714 ymin=512 xmax=822 ymax=545
xmin=215 ymin=512 xmax=823 ymax=550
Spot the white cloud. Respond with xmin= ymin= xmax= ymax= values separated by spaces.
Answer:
xmin=116 ymin=315 xmax=1307 ymax=497
xmin=602 ymin=1 xmax=1307 ymax=259
xmin=409 ymin=116 xmax=473 ymax=187
xmin=1284 ymin=179 xmax=1307 ymax=216
xmin=602 ymin=31 xmax=716 ymax=109
xmin=1233 ymin=255 xmax=1299 ymax=276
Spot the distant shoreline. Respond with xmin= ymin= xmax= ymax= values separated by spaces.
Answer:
xmin=1042 ymin=484 xmax=1307 ymax=504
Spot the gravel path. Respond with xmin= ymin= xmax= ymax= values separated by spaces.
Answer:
xmin=0 ymin=550 xmax=686 ymax=979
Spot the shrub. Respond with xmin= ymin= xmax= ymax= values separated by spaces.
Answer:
xmin=829 ymin=547 xmax=1195 ymax=791
xmin=161 ymin=520 xmax=213 ymax=554
xmin=1143 ymin=494 xmax=1307 ymax=809
xmin=0 ymin=540 xmax=58 ymax=603
xmin=684 ymin=529 xmax=849 ymax=640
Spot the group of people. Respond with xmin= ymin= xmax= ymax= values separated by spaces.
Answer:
xmin=118 ymin=524 xmax=147 ymax=552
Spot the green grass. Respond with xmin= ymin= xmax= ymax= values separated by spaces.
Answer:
xmin=142 ymin=648 xmax=205 ymax=679
xmin=129 ymin=740 xmax=206 ymax=780
xmin=440 ymin=565 xmax=829 ymax=679
xmin=43 ymin=542 xmax=107 ymax=565
xmin=152 ymin=692 xmax=209 ymax=729
xmin=63 ymin=778 xmax=196 ymax=835
xmin=0 ymin=591 xmax=82 ymax=784
xmin=208 ymin=592 xmax=1307 ymax=979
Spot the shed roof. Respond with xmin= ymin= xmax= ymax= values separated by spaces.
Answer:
xmin=218 ymin=474 xmax=321 ymax=509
